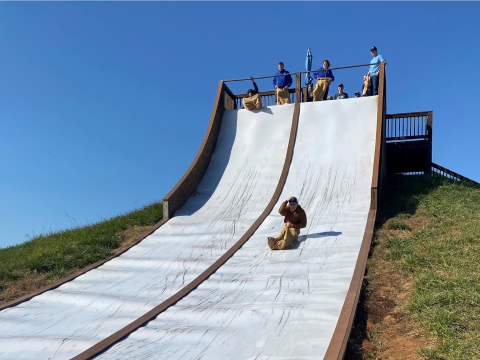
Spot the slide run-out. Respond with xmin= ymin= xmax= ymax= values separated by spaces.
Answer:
xmin=0 ymin=96 xmax=379 ymax=360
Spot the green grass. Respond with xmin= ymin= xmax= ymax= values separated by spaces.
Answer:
xmin=0 ymin=202 xmax=162 ymax=292
xmin=379 ymin=175 xmax=480 ymax=359
xmin=385 ymin=220 xmax=410 ymax=231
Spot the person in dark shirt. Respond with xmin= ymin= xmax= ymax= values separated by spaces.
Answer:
xmin=334 ymin=84 xmax=349 ymax=100
xmin=355 ymin=92 xmax=361 ymax=98
xmin=273 ymin=62 xmax=293 ymax=105
xmin=306 ymin=83 xmax=314 ymax=102
xmin=247 ymin=76 xmax=259 ymax=97
xmin=243 ymin=76 xmax=262 ymax=111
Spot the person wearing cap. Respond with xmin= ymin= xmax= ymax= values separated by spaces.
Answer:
xmin=312 ymin=59 xmax=335 ymax=101
xmin=268 ymin=196 xmax=307 ymax=250
xmin=334 ymin=83 xmax=349 ymax=100
xmin=273 ymin=62 xmax=293 ymax=105
xmin=242 ymin=76 xmax=263 ymax=111
xmin=366 ymin=46 xmax=387 ymax=96
xmin=355 ymin=92 xmax=361 ymax=98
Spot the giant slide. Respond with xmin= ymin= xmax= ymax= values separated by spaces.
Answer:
xmin=0 ymin=79 xmax=384 ymax=360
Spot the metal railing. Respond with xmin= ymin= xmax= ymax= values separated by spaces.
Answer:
xmin=222 ymin=62 xmax=380 ymax=83
xmin=224 ymin=62 xmax=381 ymax=108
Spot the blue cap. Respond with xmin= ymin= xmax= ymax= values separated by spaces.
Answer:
xmin=288 ymin=197 xmax=298 ymax=205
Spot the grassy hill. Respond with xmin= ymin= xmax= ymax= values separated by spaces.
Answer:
xmin=0 ymin=202 xmax=163 ymax=305
xmin=348 ymin=175 xmax=480 ymax=360
xmin=2 ymin=175 xmax=479 ymax=359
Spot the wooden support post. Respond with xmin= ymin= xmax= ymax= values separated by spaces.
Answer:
xmin=370 ymin=187 xmax=378 ymax=210
xmin=376 ymin=62 xmax=387 ymax=195
xmin=302 ymin=87 xmax=308 ymax=103
xmin=295 ymin=73 xmax=301 ymax=103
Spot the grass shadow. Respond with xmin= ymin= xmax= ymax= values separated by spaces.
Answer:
xmin=377 ymin=174 xmax=467 ymax=227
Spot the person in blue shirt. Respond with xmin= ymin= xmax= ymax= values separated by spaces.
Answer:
xmin=312 ymin=59 xmax=335 ymax=101
xmin=273 ymin=62 xmax=293 ymax=105
xmin=366 ymin=46 xmax=387 ymax=96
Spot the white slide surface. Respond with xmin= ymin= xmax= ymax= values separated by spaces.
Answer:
xmin=0 ymin=105 xmax=294 ymax=360
xmin=94 ymin=97 xmax=379 ymax=359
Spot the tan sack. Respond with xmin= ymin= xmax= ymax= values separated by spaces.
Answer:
xmin=267 ymin=225 xmax=300 ymax=250
xmin=312 ymin=77 xmax=331 ymax=101
xmin=242 ymin=93 xmax=262 ymax=111
xmin=363 ymin=75 xmax=371 ymax=96
xmin=276 ymin=87 xmax=291 ymax=105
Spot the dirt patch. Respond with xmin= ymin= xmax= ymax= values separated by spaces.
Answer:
xmin=0 ymin=224 xmax=156 ymax=307
xmin=113 ymin=225 xmax=153 ymax=255
xmin=347 ymin=210 xmax=435 ymax=359
xmin=381 ymin=335 xmax=425 ymax=360
xmin=402 ymin=215 xmax=433 ymax=233
xmin=0 ymin=271 xmax=50 ymax=305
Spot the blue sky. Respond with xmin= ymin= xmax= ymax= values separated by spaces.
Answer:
xmin=1 ymin=2 xmax=479 ymax=248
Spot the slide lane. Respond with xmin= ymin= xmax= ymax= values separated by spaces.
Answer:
xmin=71 ymin=103 xmax=300 ymax=360
xmin=93 ymin=97 xmax=379 ymax=360
xmin=0 ymin=104 xmax=294 ymax=360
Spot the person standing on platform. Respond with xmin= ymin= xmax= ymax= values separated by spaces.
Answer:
xmin=307 ymin=83 xmax=314 ymax=102
xmin=273 ymin=62 xmax=293 ymax=105
xmin=327 ymin=95 xmax=333 ymax=100
xmin=355 ymin=92 xmax=361 ymax=98
xmin=366 ymin=46 xmax=387 ymax=96
xmin=312 ymin=59 xmax=335 ymax=101
xmin=268 ymin=197 xmax=307 ymax=250
xmin=242 ymin=77 xmax=262 ymax=111
xmin=334 ymin=83 xmax=349 ymax=99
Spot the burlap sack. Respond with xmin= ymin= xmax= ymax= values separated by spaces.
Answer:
xmin=276 ymin=87 xmax=291 ymax=105
xmin=242 ymin=93 xmax=262 ymax=111
xmin=363 ymin=75 xmax=371 ymax=96
xmin=312 ymin=77 xmax=331 ymax=101
xmin=267 ymin=225 xmax=300 ymax=250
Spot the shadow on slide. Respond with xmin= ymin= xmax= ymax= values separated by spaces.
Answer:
xmin=294 ymin=231 xmax=342 ymax=248
xmin=249 ymin=107 xmax=274 ymax=115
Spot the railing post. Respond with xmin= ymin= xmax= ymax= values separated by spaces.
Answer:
xmin=378 ymin=62 xmax=387 ymax=188
xmin=295 ymin=73 xmax=301 ymax=104
xmin=222 ymin=83 xmax=236 ymax=111
xmin=425 ymin=111 xmax=433 ymax=175
xmin=302 ymin=87 xmax=307 ymax=103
